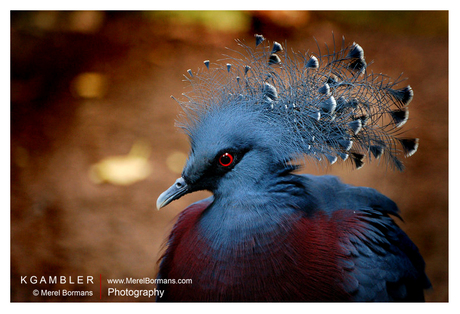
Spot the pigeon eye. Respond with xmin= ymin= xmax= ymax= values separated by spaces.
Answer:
xmin=218 ymin=153 xmax=234 ymax=167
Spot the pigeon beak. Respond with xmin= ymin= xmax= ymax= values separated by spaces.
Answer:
xmin=156 ymin=177 xmax=189 ymax=210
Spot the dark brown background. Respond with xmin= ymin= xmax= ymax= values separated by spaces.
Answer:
xmin=10 ymin=11 xmax=448 ymax=302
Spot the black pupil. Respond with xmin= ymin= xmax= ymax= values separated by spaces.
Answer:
xmin=220 ymin=154 xmax=232 ymax=166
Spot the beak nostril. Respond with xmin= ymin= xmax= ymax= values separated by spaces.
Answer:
xmin=175 ymin=177 xmax=186 ymax=189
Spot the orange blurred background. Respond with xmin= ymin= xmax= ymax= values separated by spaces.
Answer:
xmin=10 ymin=11 xmax=448 ymax=302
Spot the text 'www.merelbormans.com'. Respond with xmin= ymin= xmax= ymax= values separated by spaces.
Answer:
xmin=106 ymin=277 xmax=192 ymax=285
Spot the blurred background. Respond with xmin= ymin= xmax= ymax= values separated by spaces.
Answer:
xmin=10 ymin=11 xmax=448 ymax=302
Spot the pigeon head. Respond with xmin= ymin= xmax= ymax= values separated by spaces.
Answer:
xmin=156 ymin=35 xmax=419 ymax=209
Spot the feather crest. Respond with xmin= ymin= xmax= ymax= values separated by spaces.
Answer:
xmin=174 ymin=36 xmax=418 ymax=171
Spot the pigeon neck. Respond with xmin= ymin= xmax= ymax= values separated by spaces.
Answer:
xmin=202 ymin=167 xmax=304 ymax=226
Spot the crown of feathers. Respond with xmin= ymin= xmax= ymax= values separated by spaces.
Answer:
xmin=172 ymin=34 xmax=419 ymax=171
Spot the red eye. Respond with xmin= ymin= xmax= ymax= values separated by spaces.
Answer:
xmin=218 ymin=153 xmax=234 ymax=167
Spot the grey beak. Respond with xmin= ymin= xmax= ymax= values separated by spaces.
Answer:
xmin=156 ymin=177 xmax=189 ymax=210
